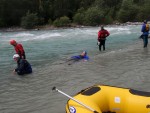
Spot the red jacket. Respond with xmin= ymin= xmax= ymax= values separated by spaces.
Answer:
xmin=14 ymin=43 xmax=25 ymax=59
xmin=98 ymin=29 xmax=110 ymax=41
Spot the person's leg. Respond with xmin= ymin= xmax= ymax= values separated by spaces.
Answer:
xmin=100 ymin=40 xmax=105 ymax=51
xmin=103 ymin=40 xmax=106 ymax=51
xmin=142 ymin=36 xmax=145 ymax=48
xmin=143 ymin=35 xmax=148 ymax=48
xmin=99 ymin=43 xmax=102 ymax=51
xmin=145 ymin=35 xmax=148 ymax=47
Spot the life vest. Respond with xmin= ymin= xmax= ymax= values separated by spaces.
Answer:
xmin=14 ymin=43 xmax=25 ymax=59
xmin=145 ymin=24 xmax=149 ymax=32
xmin=98 ymin=30 xmax=109 ymax=40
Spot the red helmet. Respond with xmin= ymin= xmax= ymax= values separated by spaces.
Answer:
xmin=10 ymin=40 xmax=17 ymax=45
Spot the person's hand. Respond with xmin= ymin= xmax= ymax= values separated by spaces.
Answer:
xmin=22 ymin=56 xmax=24 ymax=59
xmin=13 ymin=70 xmax=16 ymax=74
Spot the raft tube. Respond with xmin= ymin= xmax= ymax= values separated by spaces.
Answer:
xmin=66 ymin=85 xmax=150 ymax=113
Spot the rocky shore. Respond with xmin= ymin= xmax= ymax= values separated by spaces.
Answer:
xmin=0 ymin=22 xmax=143 ymax=32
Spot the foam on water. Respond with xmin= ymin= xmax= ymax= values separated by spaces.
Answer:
xmin=0 ymin=31 xmax=62 ymax=42
xmin=13 ymin=32 xmax=35 ymax=37
xmin=22 ymin=33 xmax=61 ymax=41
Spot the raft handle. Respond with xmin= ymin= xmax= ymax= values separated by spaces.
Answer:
xmin=52 ymin=86 xmax=99 ymax=113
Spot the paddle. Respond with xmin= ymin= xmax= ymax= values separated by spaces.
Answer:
xmin=52 ymin=86 xmax=99 ymax=113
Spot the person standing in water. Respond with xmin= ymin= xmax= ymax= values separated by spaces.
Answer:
xmin=13 ymin=54 xmax=32 ymax=75
xmin=97 ymin=26 xmax=110 ymax=51
xmin=141 ymin=20 xmax=149 ymax=48
xmin=10 ymin=40 xmax=26 ymax=59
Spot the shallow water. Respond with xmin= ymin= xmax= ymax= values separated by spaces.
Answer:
xmin=0 ymin=25 xmax=150 ymax=113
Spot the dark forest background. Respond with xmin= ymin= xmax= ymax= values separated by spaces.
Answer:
xmin=0 ymin=0 xmax=150 ymax=29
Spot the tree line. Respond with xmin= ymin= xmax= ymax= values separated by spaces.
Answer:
xmin=0 ymin=0 xmax=150 ymax=29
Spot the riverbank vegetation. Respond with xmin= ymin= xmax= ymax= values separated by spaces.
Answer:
xmin=0 ymin=0 xmax=150 ymax=29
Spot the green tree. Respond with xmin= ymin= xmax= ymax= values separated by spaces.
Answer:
xmin=53 ymin=0 xmax=79 ymax=20
xmin=48 ymin=18 xmax=53 ymax=25
xmin=73 ymin=8 xmax=85 ymax=25
xmin=21 ymin=11 xmax=38 ymax=29
xmin=118 ymin=0 xmax=138 ymax=22
xmin=73 ymin=13 xmax=85 ymax=25
xmin=80 ymin=0 xmax=96 ymax=9
xmin=136 ymin=1 xmax=150 ymax=21
xmin=0 ymin=0 xmax=39 ymax=27
xmin=38 ymin=0 xmax=53 ymax=23
xmin=53 ymin=16 xmax=71 ymax=27
xmin=93 ymin=0 xmax=123 ymax=20
xmin=0 ymin=0 xmax=150 ymax=28
xmin=104 ymin=15 xmax=113 ymax=24
xmin=84 ymin=7 xmax=104 ymax=26
xmin=0 ymin=18 xmax=5 ymax=27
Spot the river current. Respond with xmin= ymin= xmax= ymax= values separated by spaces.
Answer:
xmin=0 ymin=25 xmax=150 ymax=113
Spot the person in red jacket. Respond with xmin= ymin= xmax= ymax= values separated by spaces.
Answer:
xmin=98 ymin=26 xmax=110 ymax=51
xmin=10 ymin=40 xmax=26 ymax=59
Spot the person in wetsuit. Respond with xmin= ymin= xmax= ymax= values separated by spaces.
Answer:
xmin=97 ymin=26 xmax=110 ymax=51
xmin=67 ymin=51 xmax=89 ymax=65
xmin=10 ymin=40 xmax=26 ymax=59
xmin=13 ymin=54 xmax=32 ymax=75
xmin=141 ymin=20 xmax=149 ymax=48
xmin=70 ymin=51 xmax=89 ymax=61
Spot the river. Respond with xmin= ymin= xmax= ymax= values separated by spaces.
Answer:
xmin=0 ymin=25 xmax=150 ymax=113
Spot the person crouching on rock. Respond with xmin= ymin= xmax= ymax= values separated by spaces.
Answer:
xmin=13 ymin=54 xmax=32 ymax=75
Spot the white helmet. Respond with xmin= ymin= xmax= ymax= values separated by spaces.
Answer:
xmin=13 ymin=54 xmax=20 ymax=59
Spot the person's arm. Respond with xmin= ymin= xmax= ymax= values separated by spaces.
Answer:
xmin=105 ymin=30 xmax=110 ymax=37
xmin=13 ymin=63 xmax=19 ymax=74
xmin=98 ymin=31 xmax=101 ymax=41
xmin=15 ymin=46 xmax=21 ymax=56
xmin=18 ymin=44 xmax=25 ymax=58
xmin=141 ymin=24 xmax=145 ymax=32
xmin=14 ymin=62 xmax=19 ymax=72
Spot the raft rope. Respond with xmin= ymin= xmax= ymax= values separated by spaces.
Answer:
xmin=52 ymin=86 xmax=99 ymax=113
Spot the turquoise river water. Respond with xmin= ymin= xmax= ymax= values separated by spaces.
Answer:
xmin=0 ymin=25 xmax=150 ymax=113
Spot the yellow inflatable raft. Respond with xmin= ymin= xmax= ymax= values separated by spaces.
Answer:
xmin=66 ymin=85 xmax=150 ymax=113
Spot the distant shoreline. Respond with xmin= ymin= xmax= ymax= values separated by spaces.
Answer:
xmin=0 ymin=22 xmax=143 ymax=32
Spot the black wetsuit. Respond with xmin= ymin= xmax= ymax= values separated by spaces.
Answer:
xmin=15 ymin=58 xmax=32 ymax=75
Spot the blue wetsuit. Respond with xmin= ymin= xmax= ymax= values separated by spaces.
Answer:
xmin=141 ymin=23 xmax=149 ymax=48
xmin=71 ymin=55 xmax=89 ymax=61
